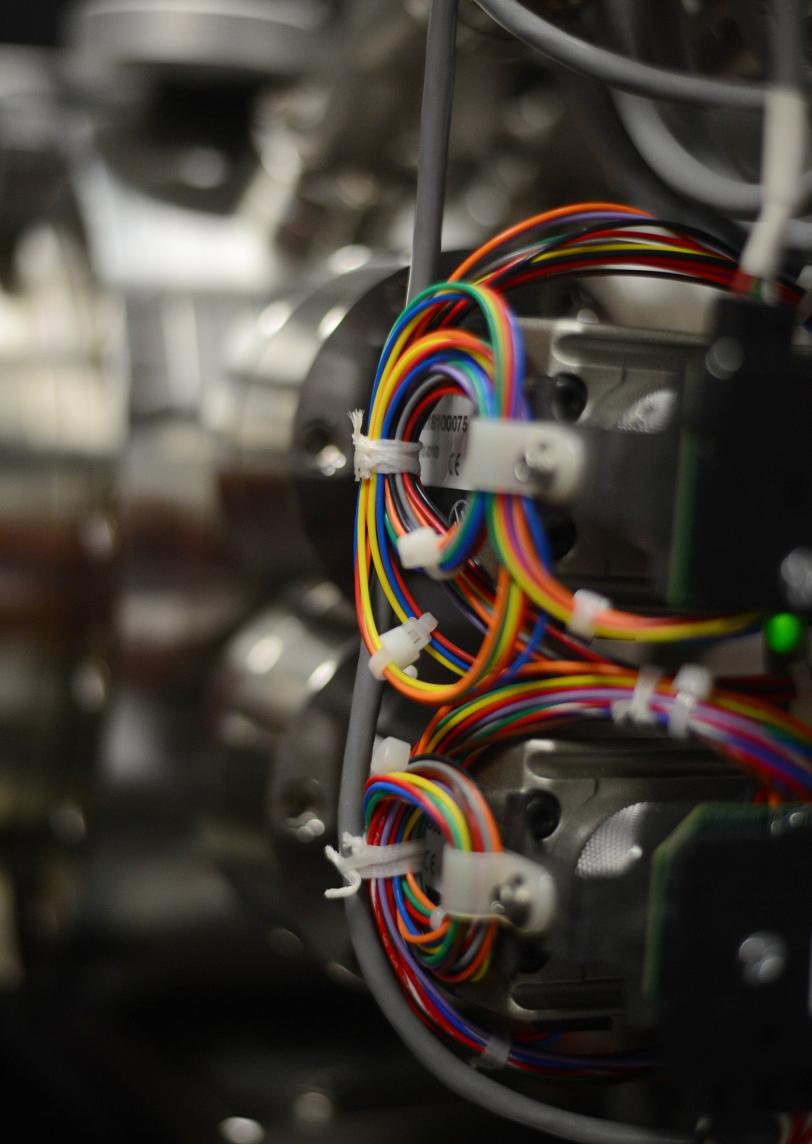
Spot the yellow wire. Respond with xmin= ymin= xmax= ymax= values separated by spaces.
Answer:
xmin=425 ymin=673 xmax=636 ymax=749
xmin=530 ymin=239 xmax=717 ymax=265
xmin=398 ymin=772 xmax=472 ymax=850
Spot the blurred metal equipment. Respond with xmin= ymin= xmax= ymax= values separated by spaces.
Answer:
xmin=216 ymin=259 xmax=406 ymax=588
xmin=2 ymin=3 xmax=805 ymax=1143
xmin=0 ymin=42 xmax=124 ymax=977
xmin=205 ymin=579 xmax=359 ymax=970
xmin=68 ymin=0 xmax=337 ymax=81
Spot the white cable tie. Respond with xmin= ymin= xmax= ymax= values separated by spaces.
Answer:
xmin=612 ymin=665 xmax=663 ymax=727
xmin=668 ymin=664 xmax=713 ymax=739
xmin=567 ymin=589 xmax=611 ymax=641
xmin=349 ymin=409 xmax=422 ymax=481
xmin=370 ymin=736 xmax=411 ymax=776
xmin=324 ymin=832 xmax=425 ymax=900
xmin=472 ymin=1032 xmax=512 ymax=1072
xmin=368 ymin=613 xmax=437 ymax=680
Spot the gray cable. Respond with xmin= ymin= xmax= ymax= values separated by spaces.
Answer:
xmin=339 ymin=0 xmax=459 ymax=829
xmin=767 ymin=0 xmax=804 ymax=87
xmin=559 ymin=71 xmax=745 ymax=247
xmin=472 ymin=0 xmax=774 ymax=109
xmin=612 ymin=90 xmax=812 ymax=217
xmin=608 ymin=0 xmax=812 ymax=247
xmin=406 ymin=0 xmax=458 ymax=302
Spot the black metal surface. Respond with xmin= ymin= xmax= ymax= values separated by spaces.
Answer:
xmin=649 ymin=803 xmax=812 ymax=1120
xmin=670 ymin=296 xmax=812 ymax=609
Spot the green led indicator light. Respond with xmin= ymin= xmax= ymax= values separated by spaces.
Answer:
xmin=764 ymin=612 xmax=806 ymax=656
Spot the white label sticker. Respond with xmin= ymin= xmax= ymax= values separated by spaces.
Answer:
xmin=419 ymin=395 xmax=474 ymax=491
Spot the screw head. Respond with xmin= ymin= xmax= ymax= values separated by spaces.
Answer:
xmin=780 ymin=548 xmax=812 ymax=609
xmin=738 ymin=931 xmax=787 ymax=986
xmin=494 ymin=876 xmax=532 ymax=927
xmin=706 ymin=336 xmax=744 ymax=379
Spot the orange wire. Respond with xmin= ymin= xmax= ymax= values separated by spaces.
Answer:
xmin=380 ymin=567 xmax=517 ymax=704
xmin=450 ymin=201 xmax=651 ymax=282
xmin=438 ymin=924 xmax=498 ymax=983
xmin=397 ymin=914 xmax=451 ymax=945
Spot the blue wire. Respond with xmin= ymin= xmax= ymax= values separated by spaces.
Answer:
xmin=501 ymin=609 xmax=548 ymax=682
xmin=522 ymin=497 xmax=553 ymax=569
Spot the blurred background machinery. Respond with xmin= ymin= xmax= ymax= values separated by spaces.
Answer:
xmin=0 ymin=3 xmax=808 ymax=1143
xmin=0 ymin=4 xmax=601 ymax=1140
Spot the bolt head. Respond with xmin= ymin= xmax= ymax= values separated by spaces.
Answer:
xmin=781 ymin=548 xmax=812 ymax=609
xmin=738 ymin=931 xmax=787 ymax=985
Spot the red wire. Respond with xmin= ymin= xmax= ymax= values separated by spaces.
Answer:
xmin=402 ymin=382 xmax=463 ymax=442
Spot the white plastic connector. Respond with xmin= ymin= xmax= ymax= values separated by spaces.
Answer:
xmin=429 ymin=906 xmax=446 ymax=931
xmin=370 ymin=736 xmax=411 ymax=776
xmin=324 ymin=832 xmax=425 ymax=899
xmin=567 ymin=589 xmax=611 ymax=641
xmin=612 ymin=665 xmax=663 ymax=727
xmin=368 ymin=613 xmax=437 ymax=680
xmin=349 ymin=409 xmax=422 ymax=481
xmin=473 ymin=1032 xmax=512 ymax=1072
xmin=668 ymin=664 xmax=713 ymax=739
xmin=440 ymin=848 xmax=556 ymax=934
xmin=397 ymin=527 xmax=447 ymax=580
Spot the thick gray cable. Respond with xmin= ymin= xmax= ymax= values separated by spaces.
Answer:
xmin=612 ymin=91 xmax=812 ymax=217
xmin=339 ymin=0 xmax=459 ymax=846
xmin=609 ymin=0 xmax=812 ymax=248
xmin=768 ymin=0 xmax=805 ymax=87
xmin=406 ymin=0 xmax=458 ymax=300
xmin=341 ymin=0 xmax=460 ymax=822
xmin=472 ymin=0 xmax=774 ymax=109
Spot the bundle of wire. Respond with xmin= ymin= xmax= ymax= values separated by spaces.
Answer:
xmin=354 ymin=201 xmax=803 ymax=705
xmin=365 ymin=757 xmax=650 ymax=1078
xmin=351 ymin=201 xmax=811 ymax=1087
xmin=414 ymin=668 xmax=812 ymax=801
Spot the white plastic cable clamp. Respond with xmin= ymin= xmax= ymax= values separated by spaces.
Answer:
xmin=460 ymin=419 xmax=585 ymax=502
xmin=567 ymin=589 xmax=611 ymax=641
xmin=472 ymin=1032 xmax=512 ymax=1072
xmin=368 ymin=613 xmax=437 ymax=680
xmin=349 ymin=409 xmax=422 ymax=481
xmin=370 ymin=736 xmax=411 ymax=776
xmin=440 ymin=849 xmax=556 ymax=934
xmin=668 ymin=664 xmax=713 ymax=739
xmin=324 ymin=832 xmax=425 ymax=899
xmin=397 ymin=527 xmax=448 ymax=580
xmin=612 ymin=665 xmax=663 ymax=727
